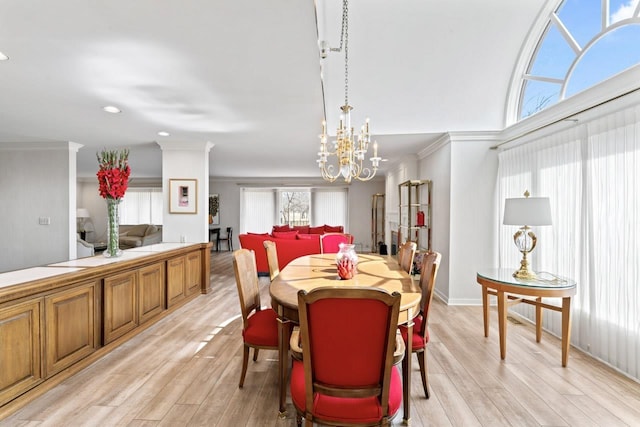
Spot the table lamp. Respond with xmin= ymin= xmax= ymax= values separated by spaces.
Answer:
xmin=76 ymin=208 xmax=90 ymax=238
xmin=503 ymin=191 xmax=552 ymax=279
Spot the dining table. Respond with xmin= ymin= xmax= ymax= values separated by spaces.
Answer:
xmin=269 ymin=253 xmax=422 ymax=424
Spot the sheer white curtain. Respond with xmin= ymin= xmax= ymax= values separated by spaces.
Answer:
xmin=240 ymin=187 xmax=349 ymax=233
xmin=311 ymin=188 xmax=348 ymax=228
xmin=498 ymin=105 xmax=640 ymax=380
xmin=240 ymin=188 xmax=277 ymax=234
xmin=120 ymin=188 xmax=163 ymax=225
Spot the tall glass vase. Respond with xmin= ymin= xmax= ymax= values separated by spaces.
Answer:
xmin=104 ymin=198 xmax=123 ymax=258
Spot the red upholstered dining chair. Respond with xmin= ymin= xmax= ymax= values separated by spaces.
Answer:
xmin=320 ymin=232 xmax=350 ymax=254
xmin=263 ymin=240 xmax=280 ymax=282
xmin=232 ymin=249 xmax=279 ymax=387
xmin=398 ymin=251 xmax=441 ymax=398
xmin=289 ymin=287 xmax=405 ymax=427
xmin=397 ymin=241 xmax=417 ymax=274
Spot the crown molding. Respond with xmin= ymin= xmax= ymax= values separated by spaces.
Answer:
xmin=0 ymin=141 xmax=82 ymax=151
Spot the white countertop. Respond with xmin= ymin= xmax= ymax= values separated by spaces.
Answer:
xmin=0 ymin=243 xmax=203 ymax=289
xmin=0 ymin=266 xmax=86 ymax=289
xmin=126 ymin=242 xmax=194 ymax=252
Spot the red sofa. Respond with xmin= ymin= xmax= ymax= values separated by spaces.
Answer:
xmin=239 ymin=224 xmax=345 ymax=275
xmin=239 ymin=233 xmax=321 ymax=275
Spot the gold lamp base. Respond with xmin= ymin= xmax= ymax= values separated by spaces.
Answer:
xmin=513 ymin=256 xmax=537 ymax=279
xmin=512 ymin=226 xmax=538 ymax=280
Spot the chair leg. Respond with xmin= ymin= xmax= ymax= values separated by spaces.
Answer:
xmin=253 ymin=347 xmax=260 ymax=362
xmin=304 ymin=416 xmax=313 ymax=427
xmin=239 ymin=345 xmax=250 ymax=388
xmin=417 ymin=349 xmax=430 ymax=399
xmin=296 ymin=414 xmax=302 ymax=427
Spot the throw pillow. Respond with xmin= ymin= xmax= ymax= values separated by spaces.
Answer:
xmin=292 ymin=225 xmax=310 ymax=234
xmin=272 ymin=224 xmax=292 ymax=233
xmin=272 ymin=231 xmax=299 ymax=240
xmin=248 ymin=232 xmax=270 ymax=236
xmin=309 ymin=226 xmax=325 ymax=234
xmin=145 ymin=225 xmax=158 ymax=236
xmin=324 ymin=225 xmax=344 ymax=233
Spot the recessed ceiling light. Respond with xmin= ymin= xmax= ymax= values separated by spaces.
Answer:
xmin=0 ymin=52 xmax=8 ymax=61
xmin=103 ymin=105 xmax=121 ymax=114
xmin=157 ymin=131 xmax=170 ymax=136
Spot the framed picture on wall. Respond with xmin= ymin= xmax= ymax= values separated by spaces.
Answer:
xmin=169 ymin=179 xmax=198 ymax=214
xmin=209 ymin=194 xmax=220 ymax=225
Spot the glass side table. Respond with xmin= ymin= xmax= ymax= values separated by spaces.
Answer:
xmin=477 ymin=268 xmax=577 ymax=366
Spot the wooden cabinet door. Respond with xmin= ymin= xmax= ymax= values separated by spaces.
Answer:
xmin=138 ymin=262 xmax=165 ymax=324
xmin=104 ymin=271 xmax=138 ymax=344
xmin=44 ymin=281 xmax=99 ymax=376
xmin=185 ymin=251 xmax=202 ymax=296
xmin=166 ymin=257 xmax=186 ymax=307
xmin=0 ymin=299 xmax=43 ymax=406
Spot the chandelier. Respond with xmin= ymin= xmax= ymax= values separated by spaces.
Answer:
xmin=317 ymin=0 xmax=381 ymax=183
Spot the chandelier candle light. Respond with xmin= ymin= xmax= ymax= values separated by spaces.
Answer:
xmin=97 ymin=148 xmax=131 ymax=258
xmin=317 ymin=0 xmax=381 ymax=183
xmin=503 ymin=190 xmax=552 ymax=279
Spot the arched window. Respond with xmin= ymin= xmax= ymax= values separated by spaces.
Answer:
xmin=518 ymin=0 xmax=640 ymax=120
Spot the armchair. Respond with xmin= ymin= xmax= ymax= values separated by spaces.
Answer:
xmin=232 ymin=249 xmax=279 ymax=387
xmin=290 ymin=287 xmax=404 ymax=426
xmin=399 ymin=251 xmax=441 ymax=398
xmin=76 ymin=236 xmax=94 ymax=258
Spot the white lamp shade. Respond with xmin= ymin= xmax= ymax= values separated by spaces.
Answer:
xmin=76 ymin=208 xmax=90 ymax=219
xmin=503 ymin=197 xmax=552 ymax=226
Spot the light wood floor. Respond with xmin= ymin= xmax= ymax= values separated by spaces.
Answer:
xmin=3 ymin=251 xmax=640 ymax=426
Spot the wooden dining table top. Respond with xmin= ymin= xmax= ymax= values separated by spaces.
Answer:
xmin=269 ymin=253 xmax=422 ymax=324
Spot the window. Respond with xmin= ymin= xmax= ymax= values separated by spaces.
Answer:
xmin=518 ymin=0 xmax=640 ymax=119
xmin=240 ymin=188 xmax=276 ymax=234
xmin=498 ymin=103 xmax=640 ymax=381
xmin=120 ymin=188 xmax=163 ymax=225
xmin=240 ymin=187 xmax=348 ymax=233
xmin=312 ymin=188 xmax=347 ymax=227
xmin=280 ymin=191 xmax=310 ymax=226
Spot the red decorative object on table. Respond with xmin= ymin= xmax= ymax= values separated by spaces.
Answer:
xmin=335 ymin=243 xmax=358 ymax=279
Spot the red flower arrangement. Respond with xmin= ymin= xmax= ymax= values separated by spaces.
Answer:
xmin=97 ymin=148 xmax=131 ymax=199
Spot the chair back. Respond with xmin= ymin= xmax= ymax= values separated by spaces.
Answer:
xmin=263 ymin=240 xmax=280 ymax=282
xmin=232 ymin=249 xmax=261 ymax=329
xmin=398 ymin=241 xmax=417 ymax=274
xmin=297 ymin=287 xmax=401 ymax=417
xmin=417 ymin=251 xmax=441 ymax=338
xmin=226 ymin=226 xmax=233 ymax=237
xmin=320 ymin=232 xmax=349 ymax=253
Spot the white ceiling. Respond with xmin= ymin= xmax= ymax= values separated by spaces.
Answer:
xmin=0 ymin=0 xmax=549 ymax=179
